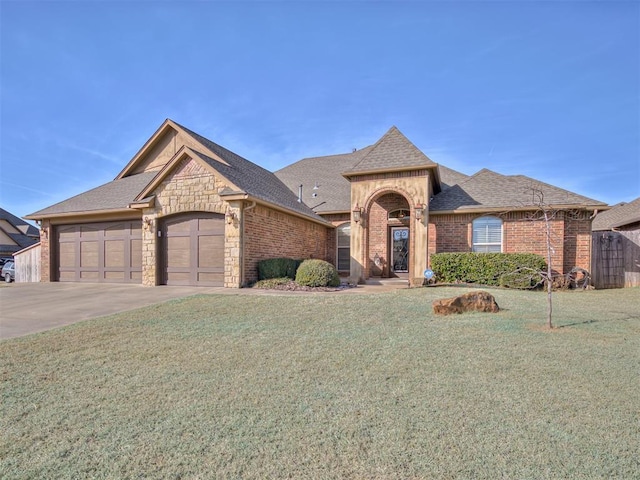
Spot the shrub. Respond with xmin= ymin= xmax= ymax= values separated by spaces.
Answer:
xmin=295 ymin=259 xmax=340 ymax=287
xmin=430 ymin=253 xmax=546 ymax=287
xmin=258 ymin=258 xmax=301 ymax=280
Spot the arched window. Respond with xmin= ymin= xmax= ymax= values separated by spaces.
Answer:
xmin=472 ymin=216 xmax=502 ymax=252
xmin=388 ymin=209 xmax=410 ymax=220
xmin=337 ymin=223 xmax=351 ymax=271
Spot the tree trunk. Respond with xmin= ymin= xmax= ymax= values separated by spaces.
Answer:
xmin=544 ymin=210 xmax=553 ymax=329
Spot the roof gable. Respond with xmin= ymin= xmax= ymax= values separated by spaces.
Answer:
xmin=0 ymin=208 xmax=39 ymax=253
xmin=0 ymin=208 xmax=39 ymax=236
xmin=344 ymin=126 xmax=436 ymax=175
xmin=116 ymin=119 xmax=230 ymax=179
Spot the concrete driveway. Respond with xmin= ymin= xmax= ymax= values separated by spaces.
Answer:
xmin=0 ymin=282 xmax=226 ymax=340
xmin=0 ymin=279 xmax=407 ymax=340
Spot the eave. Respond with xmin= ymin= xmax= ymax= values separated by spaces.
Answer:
xmin=24 ymin=208 xmax=142 ymax=223
xmin=342 ymin=164 xmax=437 ymax=178
xmin=429 ymin=204 xmax=609 ymax=215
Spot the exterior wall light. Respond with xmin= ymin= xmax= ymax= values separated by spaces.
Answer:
xmin=415 ymin=204 xmax=425 ymax=221
xmin=353 ymin=204 xmax=363 ymax=223
xmin=143 ymin=216 xmax=153 ymax=231
xmin=225 ymin=208 xmax=237 ymax=225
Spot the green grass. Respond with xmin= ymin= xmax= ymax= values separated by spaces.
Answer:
xmin=1 ymin=287 xmax=639 ymax=479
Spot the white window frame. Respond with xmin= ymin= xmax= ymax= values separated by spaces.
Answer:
xmin=472 ymin=216 xmax=503 ymax=253
xmin=336 ymin=222 xmax=351 ymax=271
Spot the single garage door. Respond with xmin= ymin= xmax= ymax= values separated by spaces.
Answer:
xmin=56 ymin=221 xmax=142 ymax=283
xmin=161 ymin=213 xmax=224 ymax=286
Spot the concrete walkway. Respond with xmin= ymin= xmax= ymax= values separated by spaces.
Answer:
xmin=0 ymin=279 xmax=408 ymax=340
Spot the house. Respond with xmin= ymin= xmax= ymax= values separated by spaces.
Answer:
xmin=591 ymin=197 xmax=640 ymax=288
xmin=26 ymin=119 xmax=606 ymax=287
xmin=0 ymin=208 xmax=39 ymax=258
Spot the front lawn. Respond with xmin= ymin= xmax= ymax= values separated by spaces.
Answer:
xmin=1 ymin=287 xmax=639 ymax=478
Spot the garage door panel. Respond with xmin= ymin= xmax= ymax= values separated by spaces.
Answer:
xmin=199 ymin=217 xmax=224 ymax=233
xmin=55 ymin=221 xmax=142 ymax=283
xmin=58 ymin=242 xmax=76 ymax=268
xmin=104 ymin=223 xmax=125 ymax=236
xmin=198 ymin=235 xmax=225 ymax=268
xmin=80 ymin=242 xmax=99 ymax=267
xmin=167 ymin=237 xmax=191 ymax=267
xmin=105 ymin=240 xmax=124 ymax=267
xmin=105 ymin=271 xmax=125 ymax=281
xmin=79 ymin=226 xmax=99 ymax=239
xmin=80 ymin=271 xmax=99 ymax=280
xmin=198 ymin=272 xmax=224 ymax=283
xmin=130 ymin=239 xmax=142 ymax=267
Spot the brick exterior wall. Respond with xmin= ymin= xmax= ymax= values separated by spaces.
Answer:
xmin=562 ymin=211 xmax=593 ymax=271
xmin=243 ymin=204 xmax=331 ymax=285
xmin=429 ymin=210 xmax=594 ymax=274
xmin=40 ymin=219 xmax=52 ymax=282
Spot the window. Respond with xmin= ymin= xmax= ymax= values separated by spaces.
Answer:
xmin=472 ymin=216 xmax=502 ymax=252
xmin=388 ymin=209 xmax=410 ymax=220
xmin=337 ymin=223 xmax=351 ymax=271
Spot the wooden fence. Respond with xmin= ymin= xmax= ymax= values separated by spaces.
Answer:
xmin=14 ymin=242 xmax=41 ymax=283
xmin=591 ymin=230 xmax=640 ymax=288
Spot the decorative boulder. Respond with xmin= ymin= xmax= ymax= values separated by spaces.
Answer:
xmin=432 ymin=291 xmax=500 ymax=315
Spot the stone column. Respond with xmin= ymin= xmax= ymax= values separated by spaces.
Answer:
xmin=224 ymin=201 xmax=243 ymax=288
xmin=141 ymin=211 xmax=158 ymax=286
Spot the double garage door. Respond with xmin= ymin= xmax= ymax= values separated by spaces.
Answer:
xmin=55 ymin=213 xmax=224 ymax=286
xmin=56 ymin=221 xmax=143 ymax=283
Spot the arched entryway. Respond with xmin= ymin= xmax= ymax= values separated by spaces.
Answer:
xmin=365 ymin=192 xmax=412 ymax=279
xmin=159 ymin=212 xmax=225 ymax=286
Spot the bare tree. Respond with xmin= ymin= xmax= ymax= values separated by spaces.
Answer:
xmin=526 ymin=188 xmax=555 ymax=329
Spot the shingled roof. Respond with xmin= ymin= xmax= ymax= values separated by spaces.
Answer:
xmin=0 ymin=208 xmax=39 ymax=255
xmin=438 ymin=165 xmax=470 ymax=190
xmin=27 ymin=172 xmax=158 ymax=217
xmin=274 ymin=147 xmax=373 ymax=213
xmin=343 ymin=126 xmax=437 ymax=175
xmin=175 ymin=123 xmax=327 ymax=223
xmin=430 ymin=169 xmax=606 ymax=212
xmin=592 ymin=197 xmax=640 ymax=231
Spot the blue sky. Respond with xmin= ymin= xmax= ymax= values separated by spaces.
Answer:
xmin=1 ymin=1 xmax=638 ymax=220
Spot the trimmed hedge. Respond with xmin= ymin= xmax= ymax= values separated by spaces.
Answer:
xmin=257 ymin=258 xmax=302 ymax=280
xmin=295 ymin=259 xmax=340 ymax=287
xmin=430 ymin=253 xmax=546 ymax=287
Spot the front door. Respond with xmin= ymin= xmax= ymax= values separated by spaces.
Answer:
xmin=391 ymin=227 xmax=409 ymax=275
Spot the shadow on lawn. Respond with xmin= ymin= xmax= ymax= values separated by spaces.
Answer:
xmin=556 ymin=319 xmax=598 ymax=328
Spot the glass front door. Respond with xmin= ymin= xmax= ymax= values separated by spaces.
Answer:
xmin=391 ymin=227 xmax=409 ymax=273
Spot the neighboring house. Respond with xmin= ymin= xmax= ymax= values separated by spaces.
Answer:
xmin=26 ymin=119 xmax=606 ymax=287
xmin=0 ymin=208 xmax=39 ymax=257
xmin=591 ymin=197 xmax=640 ymax=288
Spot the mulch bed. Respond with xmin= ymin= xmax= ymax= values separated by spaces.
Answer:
xmin=252 ymin=280 xmax=357 ymax=292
